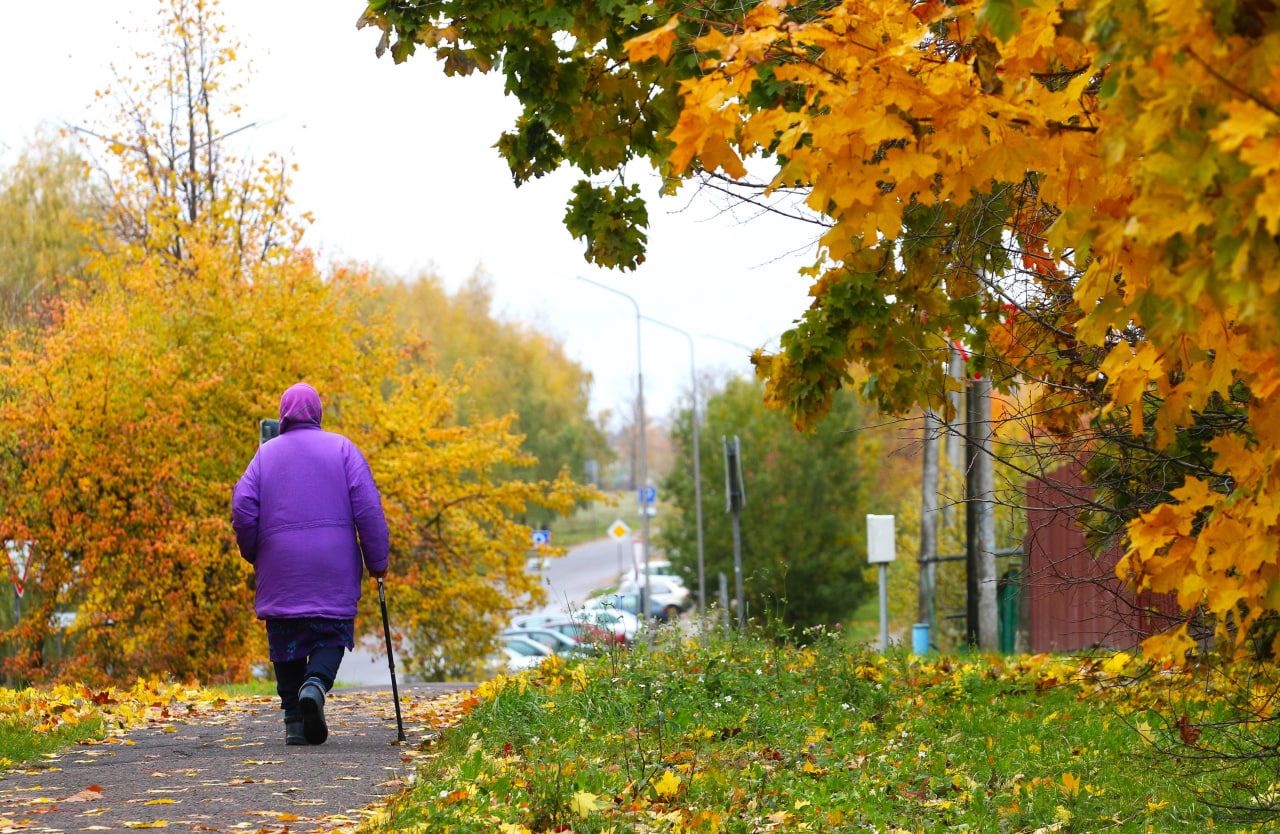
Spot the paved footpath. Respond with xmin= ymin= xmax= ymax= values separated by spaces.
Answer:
xmin=0 ymin=684 xmax=472 ymax=833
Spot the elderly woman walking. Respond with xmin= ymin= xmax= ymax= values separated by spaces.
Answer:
xmin=231 ymin=382 xmax=390 ymax=746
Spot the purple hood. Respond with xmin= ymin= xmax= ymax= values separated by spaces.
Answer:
xmin=279 ymin=382 xmax=323 ymax=432
xmin=231 ymin=383 xmax=390 ymax=620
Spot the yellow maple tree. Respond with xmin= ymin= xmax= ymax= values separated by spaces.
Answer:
xmin=623 ymin=0 xmax=1280 ymax=656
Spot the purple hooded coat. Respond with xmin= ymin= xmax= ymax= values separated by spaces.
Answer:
xmin=231 ymin=383 xmax=390 ymax=620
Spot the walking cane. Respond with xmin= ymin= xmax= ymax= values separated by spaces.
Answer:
xmin=377 ymin=577 xmax=407 ymax=743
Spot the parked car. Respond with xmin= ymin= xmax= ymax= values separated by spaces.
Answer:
xmin=539 ymin=619 xmax=623 ymax=647
xmin=510 ymin=613 xmax=565 ymax=631
xmin=586 ymin=591 xmax=670 ymax=624
xmin=624 ymin=559 xmax=685 ymax=586
xmin=502 ymin=627 xmax=591 ymax=657
xmin=571 ymin=606 xmax=641 ymax=642
xmin=499 ymin=634 xmax=554 ymax=671
xmin=617 ymin=576 xmax=691 ymax=618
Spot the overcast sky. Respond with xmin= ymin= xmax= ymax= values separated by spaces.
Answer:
xmin=0 ymin=1 xmax=821 ymax=424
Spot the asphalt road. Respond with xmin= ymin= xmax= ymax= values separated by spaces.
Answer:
xmin=528 ymin=536 xmax=630 ymax=617
xmin=335 ymin=536 xmax=630 ymax=686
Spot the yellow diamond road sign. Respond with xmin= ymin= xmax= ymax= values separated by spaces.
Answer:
xmin=607 ymin=520 xmax=631 ymax=542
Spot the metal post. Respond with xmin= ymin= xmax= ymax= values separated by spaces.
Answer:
xmin=731 ymin=509 xmax=744 ymax=633
xmin=724 ymin=435 xmax=746 ymax=634
xmin=577 ymin=277 xmax=651 ymax=621
xmin=878 ymin=563 xmax=889 ymax=653
xmin=718 ymin=572 xmax=730 ymax=635
xmin=616 ymin=541 xmax=623 ymax=580
xmin=919 ymin=409 xmax=940 ymax=639
xmin=965 ymin=379 xmax=979 ymax=647
xmin=641 ymin=316 xmax=706 ymax=628
xmin=973 ymin=377 xmax=999 ymax=651
xmin=944 ymin=344 xmax=965 ymax=530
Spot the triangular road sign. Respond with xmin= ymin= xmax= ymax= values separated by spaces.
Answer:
xmin=5 ymin=540 xmax=30 ymax=598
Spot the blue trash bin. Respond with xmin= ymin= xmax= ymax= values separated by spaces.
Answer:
xmin=912 ymin=623 xmax=931 ymax=655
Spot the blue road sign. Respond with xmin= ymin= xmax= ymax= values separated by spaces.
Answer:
xmin=532 ymin=529 xmax=551 ymax=546
xmin=639 ymin=486 xmax=657 ymax=505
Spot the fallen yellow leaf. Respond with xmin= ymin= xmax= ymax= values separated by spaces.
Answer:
xmin=654 ymin=770 xmax=681 ymax=799
xmin=569 ymin=791 xmax=601 ymax=819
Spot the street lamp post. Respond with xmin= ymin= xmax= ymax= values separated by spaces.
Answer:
xmin=576 ymin=277 xmax=652 ymax=623
xmin=641 ymin=315 xmax=706 ymax=629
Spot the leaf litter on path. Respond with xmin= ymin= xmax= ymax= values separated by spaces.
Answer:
xmin=0 ymin=684 xmax=473 ymax=833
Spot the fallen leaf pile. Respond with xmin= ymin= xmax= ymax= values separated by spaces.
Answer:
xmin=0 ymin=680 xmax=238 ymax=746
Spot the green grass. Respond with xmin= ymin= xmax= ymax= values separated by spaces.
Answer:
xmin=842 ymin=595 xmax=881 ymax=646
xmin=372 ymin=633 xmax=1243 ymax=833
xmin=0 ymin=716 xmax=105 ymax=767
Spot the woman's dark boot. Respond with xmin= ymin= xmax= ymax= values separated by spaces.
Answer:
xmin=284 ymin=712 xmax=306 ymax=746
xmin=298 ymin=677 xmax=328 ymax=745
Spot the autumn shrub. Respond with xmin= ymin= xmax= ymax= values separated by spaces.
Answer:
xmin=370 ymin=634 xmax=1256 ymax=833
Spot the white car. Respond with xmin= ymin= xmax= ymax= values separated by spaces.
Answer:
xmin=574 ymin=605 xmax=641 ymax=642
xmin=510 ymin=613 xmax=565 ymax=631
xmin=617 ymin=576 xmax=691 ymax=617
xmin=500 ymin=634 xmax=553 ymax=671
xmin=623 ymin=559 xmax=686 ymax=586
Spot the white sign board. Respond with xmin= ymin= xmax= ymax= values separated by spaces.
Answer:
xmin=866 ymin=514 xmax=896 ymax=564
xmin=607 ymin=519 xmax=631 ymax=542
xmin=5 ymin=540 xmax=31 ymax=597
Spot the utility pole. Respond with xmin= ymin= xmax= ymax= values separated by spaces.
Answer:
xmin=964 ymin=379 xmax=980 ymax=647
xmin=577 ymin=277 xmax=652 ymax=619
xmin=973 ymin=377 xmax=998 ymax=651
xmin=944 ymin=344 xmax=965 ymax=530
xmin=724 ymin=435 xmax=746 ymax=633
xmin=641 ymin=316 xmax=706 ymax=628
xmin=964 ymin=376 xmax=998 ymax=650
xmin=919 ymin=409 xmax=941 ymax=638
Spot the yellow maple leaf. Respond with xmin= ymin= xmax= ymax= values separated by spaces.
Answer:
xmin=625 ymin=16 xmax=680 ymax=64
xmin=498 ymin=824 xmax=532 ymax=834
xmin=1256 ymin=175 xmax=1280 ymax=236
xmin=1141 ymin=624 xmax=1196 ymax=662
xmin=1210 ymin=100 xmax=1280 ymax=152
xmin=1101 ymin=652 xmax=1131 ymax=676
xmin=569 ymin=790 xmax=601 ymax=819
xmin=1060 ymin=772 xmax=1081 ymax=797
xmin=699 ymin=134 xmax=748 ymax=179
xmin=654 ymin=769 xmax=682 ymax=799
